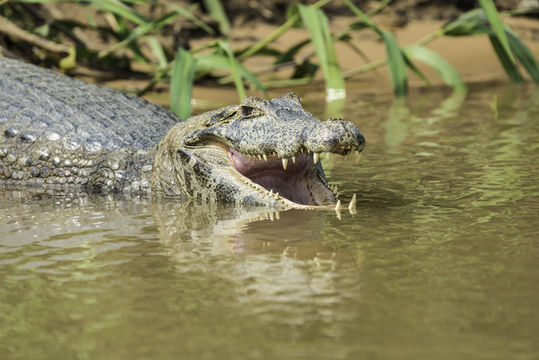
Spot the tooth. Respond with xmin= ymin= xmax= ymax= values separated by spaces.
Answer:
xmin=263 ymin=154 xmax=267 ymax=161
xmin=335 ymin=200 xmax=342 ymax=219
xmin=275 ymin=192 xmax=280 ymax=199
xmin=269 ymin=212 xmax=274 ymax=221
xmin=282 ymin=158 xmax=288 ymax=170
xmin=258 ymin=154 xmax=262 ymax=160
xmin=354 ymin=151 xmax=362 ymax=164
xmin=269 ymin=189 xmax=273 ymax=195
xmin=275 ymin=212 xmax=280 ymax=220
xmin=291 ymin=156 xmax=296 ymax=164
xmin=348 ymin=193 xmax=357 ymax=214
xmin=313 ymin=152 xmax=320 ymax=164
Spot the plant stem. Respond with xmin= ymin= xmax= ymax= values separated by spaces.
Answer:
xmin=343 ymin=27 xmax=445 ymax=79
xmin=415 ymin=28 xmax=445 ymax=47
xmin=237 ymin=0 xmax=332 ymax=61
xmin=343 ymin=58 xmax=386 ymax=78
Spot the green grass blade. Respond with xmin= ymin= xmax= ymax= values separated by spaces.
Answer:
xmin=489 ymin=34 xmax=524 ymax=82
xmin=381 ymin=30 xmax=408 ymax=95
xmin=11 ymin=0 xmax=71 ymax=2
xmin=341 ymin=0 xmax=408 ymax=95
xmin=275 ymin=39 xmax=311 ymax=64
xmin=402 ymin=52 xmax=430 ymax=86
xmin=147 ymin=37 xmax=168 ymax=69
xmin=203 ymin=0 xmax=230 ymax=35
xmin=298 ymin=5 xmax=345 ymax=101
xmin=98 ymin=11 xmax=179 ymax=58
xmin=404 ymin=45 xmax=466 ymax=92
xmin=165 ymin=4 xmax=214 ymax=35
xmin=195 ymin=52 xmax=266 ymax=95
xmin=195 ymin=54 xmax=229 ymax=72
xmin=235 ymin=63 xmax=266 ymax=95
xmin=170 ymin=48 xmax=196 ymax=120
xmin=88 ymin=0 xmax=148 ymax=26
xmin=479 ymin=0 xmax=516 ymax=64
xmin=504 ymin=26 xmax=539 ymax=83
xmin=217 ymin=41 xmax=246 ymax=100
xmin=238 ymin=0 xmax=331 ymax=61
xmin=341 ymin=0 xmax=382 ymax=36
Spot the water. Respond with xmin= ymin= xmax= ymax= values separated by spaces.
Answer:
xmin=1 ymin=84 xmax=538 ymax=359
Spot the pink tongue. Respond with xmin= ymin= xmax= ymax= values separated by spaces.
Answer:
xmin=230 ymin=149 xmax=278 ymax=176
xmin=230 ymin=149 xmax=306 ymax=177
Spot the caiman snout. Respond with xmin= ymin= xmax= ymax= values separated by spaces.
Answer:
xmin=302 ymin=118 xmax=365 ymax=156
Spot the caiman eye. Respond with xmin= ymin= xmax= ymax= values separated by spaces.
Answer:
xmin=241 ymin=106 xmax=255 ymax=117
xmin=240 ymin=105 xmax=264 ymax=118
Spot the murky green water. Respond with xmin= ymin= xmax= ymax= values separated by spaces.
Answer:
xmin=1 ymin=84 xmax=538 ymax=359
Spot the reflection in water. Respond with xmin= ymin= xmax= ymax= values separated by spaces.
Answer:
xmin=384 ymin=90 xmax=466 ymax=152
xmin=1 ymin=84 xmax=539 ymax=359
xmin=153 ymin=202 xmax=361 ymax=331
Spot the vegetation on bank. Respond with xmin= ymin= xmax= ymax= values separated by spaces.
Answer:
xmin=0 ymin=0 xmax=538 ymax=118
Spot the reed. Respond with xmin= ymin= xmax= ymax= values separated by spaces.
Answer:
xmin=1 ymin=0 xmax=537 ymax=117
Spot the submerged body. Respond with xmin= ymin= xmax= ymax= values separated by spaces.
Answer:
xmin=0 ymin=58 xmax=365 ymax=209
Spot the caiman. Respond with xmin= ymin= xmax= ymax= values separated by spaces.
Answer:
xmin=0 ymin=57 xmax=365 ymax=210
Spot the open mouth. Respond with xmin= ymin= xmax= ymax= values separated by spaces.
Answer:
xmin=227 ymin=146 xmax=361 ymax=208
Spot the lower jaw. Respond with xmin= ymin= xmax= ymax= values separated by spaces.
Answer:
xmin=248 ymin=175 xmax=335 ymax=206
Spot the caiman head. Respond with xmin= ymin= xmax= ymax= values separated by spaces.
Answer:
xmin=152 ymin=93 xmax=365 ymax=210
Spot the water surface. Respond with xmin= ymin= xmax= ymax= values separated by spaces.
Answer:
xmin=1 ymin=84 xmax=538 ymax=359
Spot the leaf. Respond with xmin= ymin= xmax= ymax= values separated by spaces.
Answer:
xmin=88 ymin=0 xmax=149 ymax=26
xmin=402 ymin=51 xmax=430 ymax=86
xmin=479 ymin=0 xmax=516 ymax=64
xmin=195 ymin=52 xmax=266 ymax=95
xmin=382 ymin=30 xmax=408 ymax=95
xmin=147 ymin=37 xmax=168 ymax=69
xmin=195 ymin=53 xmax=229 ymax=72
xmin=275 ymin=39 xmax=311 ymax=65
xmin=341 ymin=0 xmax=408 ymax=95
xmin=202 ymin=0 xmax=230 ymax=35
xmin=291 ymin=61 xmax=318 ymax=79
xmin=170 ymin=48 xmax=197 ymax=120
xmin=504 ymin=26 xmax=539 ymax=83
xmin=341 ymin=0 xmax=382 ymax=36
xmin=442 ymin=9 xmax=490 ymax=36
xmin=237 ymin=0 xmax=332 ymax=61
xmin=165 ymin=4 xmax=214 ymax=35
xmin=217 ymin=41 xmax=245 ymax=100
xmin=489 ymin=34 xmax=524 ymax=82
xmin=298 ymin=5 xmax=346 ymax=101
xmin=59 ymin=47 xmax=77 ymax=71
xmin=404 ymin=45 xmax=467 ymax=92
xmin=98 ymin=11 xmax=179 ymax=58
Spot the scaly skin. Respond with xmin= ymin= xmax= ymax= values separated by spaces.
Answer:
xmin=152 ymin=94 xmax=365 ymax=209
xmin=0 ymin=58 xmax=365 ymax=210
